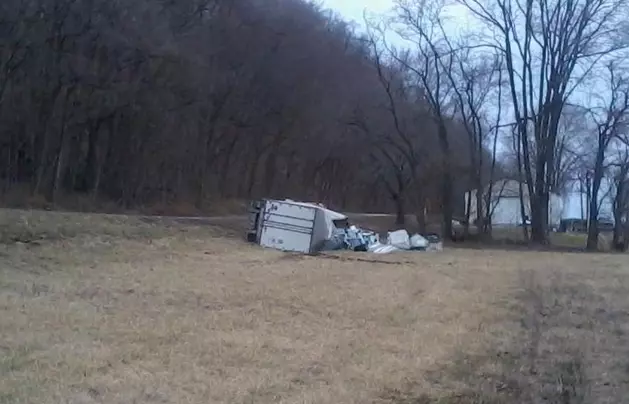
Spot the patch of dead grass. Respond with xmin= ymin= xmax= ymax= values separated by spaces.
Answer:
xmin=391 ymin=253 xmax=629 ymax=404
xmin=1 ymin=210 xmax=628 ymax=404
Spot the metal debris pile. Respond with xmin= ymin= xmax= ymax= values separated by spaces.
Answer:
xmin=247 ymin=198 xmax=443 ymax=254
xmin=324 ymin=227 xmax=442 ymax=254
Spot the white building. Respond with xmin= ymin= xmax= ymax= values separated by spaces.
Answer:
xmin=465 ymin=179 xmax=564 ymax=228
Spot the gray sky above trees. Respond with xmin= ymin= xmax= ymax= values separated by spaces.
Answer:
xmin=322 ymin=0 xmax=471 ymax=30
xmin=321 ymin=0 xmax=393 ymax=22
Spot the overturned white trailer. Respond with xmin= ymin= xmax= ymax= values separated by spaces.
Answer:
xmin=247 ymin=199 xmax=347 ymax=254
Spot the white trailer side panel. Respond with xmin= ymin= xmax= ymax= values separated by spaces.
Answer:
xmin=259 ymin=200 xmax=317 ymax=253
xmin=259 ymin=226 xmax=314 ymax=253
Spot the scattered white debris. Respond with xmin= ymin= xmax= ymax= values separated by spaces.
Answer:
xmin=387 ymin=230 xmax=411 ymax=250
xmin=368 ymin=242 xmax=400 ymax=254
xmin=247 ymin=198 xmax=443 ymax=254
xmin=410 ymin=234 xmax=429 ymax=249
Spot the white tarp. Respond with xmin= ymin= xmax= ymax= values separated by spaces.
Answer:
xmin=388 ymin=229 xmax=411 ymax=250
xmin=370 ymin=230 xmax=432 ymax=254
xmin=410 ymin=234 xmax=429 ymax=249
xmin=368 ymin=242 xmax=399 ymax=254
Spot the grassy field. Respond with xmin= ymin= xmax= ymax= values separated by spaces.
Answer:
xmin=1 ymin=210 xmax=629 ymax=403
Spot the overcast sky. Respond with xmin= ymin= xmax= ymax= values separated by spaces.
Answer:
xmin=321 ymin=0 xmax=393 ymax=23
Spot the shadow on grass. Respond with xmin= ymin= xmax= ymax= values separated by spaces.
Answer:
xmin=380 ymin=268 xmax=629 ymax=404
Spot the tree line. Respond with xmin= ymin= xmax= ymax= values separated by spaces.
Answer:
xmin=365 ymin=0 xmax=629 ymax=248
xmin=0 ymin=0 xmax=479 ymax=221
xmin=1 ymin=0 xmax=628 ymax=248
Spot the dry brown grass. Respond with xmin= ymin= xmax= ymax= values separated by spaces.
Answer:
xmin=1 ymin=209 xmax=629 ymax=404
xmin=0 ymin=185 xmax=248 ymax=217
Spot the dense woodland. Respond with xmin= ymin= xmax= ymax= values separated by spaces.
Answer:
xmin=1 ymin=0 xmax=629 ymax=247
xmin=0 ymin=0 xmax=476 ymax=218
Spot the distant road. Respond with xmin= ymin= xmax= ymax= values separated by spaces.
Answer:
xmin=1 ymin=207 xmax=396 ymax=225
xmin=143 ymin=212 xmax=395 ymax=225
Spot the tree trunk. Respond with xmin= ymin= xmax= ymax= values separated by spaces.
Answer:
xmin=530 ymin=162 xmax=549 ymax=244
xmin=613 ymin=169 xmax=628 ymax=251
xmin=84 ymin=120 xmax=102 ymax=193
xmin=518 ymin=181 xmax=530 ymax=242
xmin=587 ymin=143 xmax=606 ymax=251
xmin=393 ymin=194 xmax=405 ymax=226
xmin=441 ymin=171 xmax=454 ymax=239
xmin=613 ymin=202 xmax=622 ymax=251
xmin=483 ymin=183 xmax=495 ymax=237
xmin=579 ymin=179 xmax=585 ymax=220
xmin=196 ymin=123 xmax=220 ymax=207
xmin=586 ymin=176 xmax=592 ymax=226
xmin=49 ymin=87 xmax=73 ymax=203
xmin=33 ymin=128 xmax=50 ymax=196
xmin=475 ymin=183 xmax=483 ymax=236
xmin=264 ymin=152 xmax=277 ymax=197
xmin=391 ymin=169 xmax=407 ymax=226
xmin=50 ymin=141 xmax=65 ymax=203
xmin=474 ymin=126 xmax=485 ymax=236
xmin=437 ymin=123 xmax=453 ymax=240
xmin=219 ymin=136 xmax=239 ymax=196
xmin=32 ymin=84 xmax=63 ymax=196
xmin=92 ymin=115 xmax=116 ymax=201
xmin=464 ymin=190 xmax=472 ymax=236
xmin=587 ymin=194 xmax=601 ymax=251
xmin=416 ymin=194 xmax=426 ymax=234
xmin=246 ymin=153 xmax=262 ymax=198
xmin=514 ymin=131 xmax=530 ymax=242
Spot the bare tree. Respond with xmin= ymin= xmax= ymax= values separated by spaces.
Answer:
xmin=375 ymin=0 xmax=460 ymax=239
xmin=459 ymin=0 xmax=629 ymax=244
xmin=347 ymin=105 xmax=415 ymax=226
xmin=361 ymin=27 xmax=436 ymax=230
xmin=440 ymin=44 xmax=505 ymax=236
xmin=550 ymin=104 xmax=592 ymax=197
xmin=585 ymin=62 xmax=629 ymax=250
xmin=609 ymin=149 xmax=629 ymax=250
